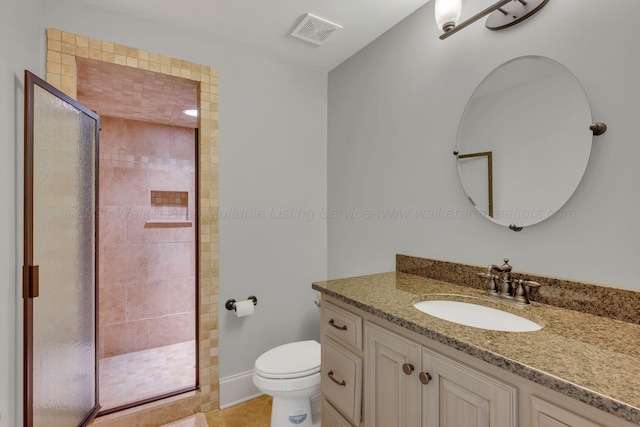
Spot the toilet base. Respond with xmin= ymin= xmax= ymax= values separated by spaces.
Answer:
xmin=270 ymin=393 xmax=320 ymax=427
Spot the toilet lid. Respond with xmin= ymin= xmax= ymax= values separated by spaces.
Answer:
xmin=254 ymin=340 xmax=321 ymax=379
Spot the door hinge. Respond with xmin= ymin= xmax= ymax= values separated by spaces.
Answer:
xmin=23 ymin=265 xmax=39 ymax=298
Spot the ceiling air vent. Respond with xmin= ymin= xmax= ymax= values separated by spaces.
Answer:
xmin=291 ymin=13 xmax=342 ymax=46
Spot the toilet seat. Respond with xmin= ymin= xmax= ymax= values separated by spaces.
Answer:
xmin=253 ymin=371 xmax=321 ymax=393
xmin=254 ymin=340 xmax=320 ymax=379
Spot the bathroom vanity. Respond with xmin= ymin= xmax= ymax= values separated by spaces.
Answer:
xmin=313 ymin=256 xmax=640 ymax=427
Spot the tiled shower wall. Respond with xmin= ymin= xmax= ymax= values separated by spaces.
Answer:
xmin=98 ymin=116 xmax=196 ymax=358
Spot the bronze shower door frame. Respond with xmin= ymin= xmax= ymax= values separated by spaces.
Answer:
xmin=23 ymin=70 xmax=101 ymax=427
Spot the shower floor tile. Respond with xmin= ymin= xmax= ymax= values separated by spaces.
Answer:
xmin=99 ymin=340 xmax=196 ymax=411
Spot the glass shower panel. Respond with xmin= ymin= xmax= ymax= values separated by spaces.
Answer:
xmin=31 ymin=84 xmax=97 ymax=427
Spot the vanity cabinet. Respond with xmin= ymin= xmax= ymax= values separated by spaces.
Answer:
xmin=364 ymin=322 xmax=516 ymax=427
xmin=319 ymin=296 xmax=634 ymax=427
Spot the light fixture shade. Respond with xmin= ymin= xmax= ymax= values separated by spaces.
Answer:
xmin=434 ymin=0 xmax=462 ymax=31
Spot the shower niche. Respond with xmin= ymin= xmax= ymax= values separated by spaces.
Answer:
xmin=146 ymin=190 xmax=193 ymax=227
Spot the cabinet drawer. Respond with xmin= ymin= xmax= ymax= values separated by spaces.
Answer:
xmin=322 ymin=301 xmax=362 ymax=350
xmin=323 ymin=399 xmax=355 ymax=427
xmin=322 ymin=338 xmax=362 ymax=426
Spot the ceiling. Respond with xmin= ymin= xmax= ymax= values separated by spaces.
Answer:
xmin=76 ymin=58 xmax=198 ymax=128
xmin=75 ymin=0 xmax=432 ymax=126
xmin=79 ymin=0 xmax=432 ymax=71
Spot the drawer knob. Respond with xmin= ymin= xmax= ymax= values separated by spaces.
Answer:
xmin=419 ymin=371 xmax=432 ymax=385
xmin=327 ymin=370 xmax=346 ymax=386
xmin=328 ymin=319 xmax=348 ymax=331
xmin=402 ymin=363 xmax=415 ymax=375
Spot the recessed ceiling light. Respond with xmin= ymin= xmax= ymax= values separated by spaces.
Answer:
xmin=183 ymin=109 xmax=198 ymax=117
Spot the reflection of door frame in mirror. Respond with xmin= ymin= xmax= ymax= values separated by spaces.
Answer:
xmin=457 ymin=151 xmax=493 ymax=217
xmin=45 ymin=28 xmax=219 ymax=422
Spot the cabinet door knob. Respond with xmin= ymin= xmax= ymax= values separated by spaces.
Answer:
xmin=419 ymin=372 xmax=432 ymax=385
xmin=327 ymin=370 xmax=346 ymax=386
xmin=402 ymin=363 xmax=415 ymax=375
xmin=328 ymin=319 xmax=348 ymax=331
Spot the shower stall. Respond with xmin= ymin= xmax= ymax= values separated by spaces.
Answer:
xmin=96 ymin=116 xmax=198 ymax=411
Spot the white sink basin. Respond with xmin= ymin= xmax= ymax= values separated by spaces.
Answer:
xmin=413 ymin=300 xmax=542 ymax=332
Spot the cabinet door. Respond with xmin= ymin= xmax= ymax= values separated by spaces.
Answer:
xmin=422 ymin=347 xmax=517 ymax=427
xmin=365 ymin=322 xmax=421 ymax=427
xmin=530 ymin=396 xmax=603 ymax=427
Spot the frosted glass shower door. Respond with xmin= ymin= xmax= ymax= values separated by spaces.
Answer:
xmin=23 ymin=71 xmax=100 ymax=427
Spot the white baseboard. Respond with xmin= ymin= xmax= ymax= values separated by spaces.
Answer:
xmin=219 ymin=370 xmax=263 ymax=409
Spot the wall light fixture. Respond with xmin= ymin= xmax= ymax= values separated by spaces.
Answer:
xmin=435 ymin=0 xmax=549 ymax=40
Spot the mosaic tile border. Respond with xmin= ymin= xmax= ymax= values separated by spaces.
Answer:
xmin=397 ymin=254 xmax=640 ymax=324
xmin=45 ymin=28 xmax=219 ymax=424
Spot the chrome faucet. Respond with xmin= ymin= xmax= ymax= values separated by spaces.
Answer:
xmin=478 ymin=259 xmax=541 ymax=304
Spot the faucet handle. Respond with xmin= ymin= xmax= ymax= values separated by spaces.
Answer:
xmin=522 ymin=280 xmax=541 ymax=298
xmin=478 ymin=272 xmax=500 ymax=296
xmin=512 ymin=278 xmax=528 ymax=304
xmin=513 ymin=278 xmax=542 ymax=304
xmin=500 ymin=258 xmax=512 ymax=272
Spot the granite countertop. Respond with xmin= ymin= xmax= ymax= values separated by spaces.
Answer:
xmin=312 ymin=271 xmax=640 ymax=425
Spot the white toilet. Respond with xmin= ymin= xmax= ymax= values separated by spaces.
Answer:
xmin=253 ymin=340 xmax=321 ymax=427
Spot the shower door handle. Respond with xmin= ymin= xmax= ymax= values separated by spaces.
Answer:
xmin=23 ymin=265 xmax=39 ymax=298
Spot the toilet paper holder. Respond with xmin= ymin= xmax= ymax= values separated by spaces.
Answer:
xmin=225 ymin=295 xmax=258 ymax=311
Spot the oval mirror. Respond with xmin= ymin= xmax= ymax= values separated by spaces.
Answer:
xmin=456 ymin=55 xmax=594 ymax=229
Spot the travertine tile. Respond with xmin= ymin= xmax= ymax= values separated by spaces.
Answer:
xmin=76 ymin=35 xmax=89 ymax=48
xmin=47 ymin=28 xmax=61 ymax=41
xmin=114 ymin=44 xmax=127 ymax=56
xmin=102 ymin=42 xmax=114 ymax=53
xmin=61 ymin=31 xmax=75 ymax=44
xmin=89 ymin=38 xmax=102 ymax=50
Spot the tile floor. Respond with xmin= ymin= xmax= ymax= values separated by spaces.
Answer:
xmin=99 ymin=340 xmax=196 ymax=410
xmin=205 ymin=395 xmax=272 ymax=427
